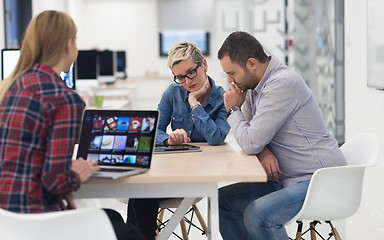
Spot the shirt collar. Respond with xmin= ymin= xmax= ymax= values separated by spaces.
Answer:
xmin=31 ymin=63 xmax=59 ymax=77
xmin=254 ymin=56 xmax=279 ymax=93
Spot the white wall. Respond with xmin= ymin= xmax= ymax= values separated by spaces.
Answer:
xmin=32 ymin=0 xmax=222 ymax=81
xmin=344 ymin=0 xmax=384 ymax=238
xmin=32 ymin=0 xmax=165 ymax=79
xmin=31 ymin=0 xmax=284 ymax=88
xmin=78 ymin=0 xmax=162 ymax=78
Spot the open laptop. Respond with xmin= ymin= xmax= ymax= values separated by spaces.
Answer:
xmin=76 ymin=109 xmax=159 ymax=179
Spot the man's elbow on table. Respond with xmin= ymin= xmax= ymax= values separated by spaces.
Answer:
xmin=239 ymin=143 xmax=264 ymax=155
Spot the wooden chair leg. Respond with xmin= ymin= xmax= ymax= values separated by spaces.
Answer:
xmin=156 ymin=208 xmax=165 ymax=237
xmin=156 ymin=204 xmax=209 ymax=240
xmin=295 ymin=221 xmax=303 ymax=240
xmin=332 ymin=228 xmax=342 ymax=240
xmin=180 ymin=219 xmax=189 ymax=240
xmin=332 ymin=228 xmax=341 ymax=240
xmin=325 ymin=221 xmax=342 ymax=240
xmin=192 ymin=204 xmax=208 ymax=236
xmin=310 ymin=221 xmax=317 ymax=240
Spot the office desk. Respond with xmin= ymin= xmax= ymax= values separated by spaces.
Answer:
xmin=76 ymin=79 xmax=143 ymax=110
xmin=74 ymin=137 xmax=267 ymax=240
xmin=86 ymin=99 xmax=131 ymax=109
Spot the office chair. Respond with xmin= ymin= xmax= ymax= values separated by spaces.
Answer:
xmin=0 ymin=207 xmax=117 ymax=240
xmin=285 ymin=133 xmax=379 ymax=240
xmin=156 ymin=198 xmax=208 ymax=240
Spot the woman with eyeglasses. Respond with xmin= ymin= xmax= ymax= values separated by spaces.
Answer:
xmin=156 ymin=41 xmax=230 ymax=146
xmin=127 ymin=41 xmax=230 ymax=240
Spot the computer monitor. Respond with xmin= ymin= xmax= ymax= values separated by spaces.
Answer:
xmin=159 ymin=30 xmax=210 ymax=57
xmin=60 ymin=63 xmax=76 ymax=90
xmin=76 ymin=50 xmax=99 ymax=80
xmin=116 ymin=51 xmax=127 ymax=79
xmin=116 ymin=51 xmax=126 ymax=72
xmin=1 ymin=49 xmax=20 ymax=80
xmin=1 ymin=48 xmax=75 ymax=89
xmin=98 ymin=50 xmax=116 ymax=83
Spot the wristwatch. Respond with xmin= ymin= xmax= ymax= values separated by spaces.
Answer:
xmin=227 ymin=106 xmax=241 ymax=117
xmin=190 ymin=101 xmax=201 ymax=110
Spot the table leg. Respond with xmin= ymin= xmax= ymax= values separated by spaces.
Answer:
xmin=207 ymin=193 xmax=219 ymax=240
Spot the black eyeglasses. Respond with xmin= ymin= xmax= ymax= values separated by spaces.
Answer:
xmin=173 ymin=62 xmax=201 ymax=84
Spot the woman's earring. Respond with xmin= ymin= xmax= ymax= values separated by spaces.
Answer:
xmin=180 ymin=85 xmax=186 ymax=91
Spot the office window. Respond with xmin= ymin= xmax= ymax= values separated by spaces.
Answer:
xmin=3 ymin=0 xmax=32 ymax=48
xmin=287 ymin=0 xmax=345 ymax=144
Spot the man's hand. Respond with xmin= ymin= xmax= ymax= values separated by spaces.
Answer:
xmin=223 ymin=83 xmax=246 ymax=112
xmin=257 ymin=147 xmax=281 ymax=182
xmin=167 ymin=128 xmax=191 ymax=145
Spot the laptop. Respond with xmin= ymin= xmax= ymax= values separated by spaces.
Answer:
xmin=76 ymin=109 xmax=159 ymax=179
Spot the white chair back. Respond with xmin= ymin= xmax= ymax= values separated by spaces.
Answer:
xmin=340 ymin=132 xmax=379 ymax=166
xmin=0 ymin=207 xmax=117 ymax=240
xmin=285 ymin=133 xmax=379 ymax=225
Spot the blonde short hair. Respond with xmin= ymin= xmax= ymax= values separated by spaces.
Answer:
xmin=167 ymin=42 xmax=204 ymax=69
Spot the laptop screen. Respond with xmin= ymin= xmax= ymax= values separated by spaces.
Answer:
xmin=76 ymin=109 xmax=158 ymax=169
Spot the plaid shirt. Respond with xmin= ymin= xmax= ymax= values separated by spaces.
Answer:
xmin=0 ymin=64 xmax=85 ymax=213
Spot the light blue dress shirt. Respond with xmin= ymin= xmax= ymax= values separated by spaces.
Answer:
xmin=227 ymin=57 xmax=346 ymax=187
xmin=156 ymin=76 xmax=230 ymax=145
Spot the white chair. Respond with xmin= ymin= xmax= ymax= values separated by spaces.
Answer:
xmin=0 ymin=207 xmax=117 ymax=240
xmin=285 ymin=133 xmax=379 ymax=240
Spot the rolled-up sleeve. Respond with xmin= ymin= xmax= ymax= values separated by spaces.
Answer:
xmin=228 ymin=79 xmax=298 ymax=154
xmin=190 ymin=99 xmax=230 ymax=145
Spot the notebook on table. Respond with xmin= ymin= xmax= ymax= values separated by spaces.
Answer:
xmin=76 ymin=109 xmax=159 ymax=179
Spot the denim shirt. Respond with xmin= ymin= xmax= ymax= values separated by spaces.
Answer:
xmin=156 ymin=76 xmax=230 ymax=145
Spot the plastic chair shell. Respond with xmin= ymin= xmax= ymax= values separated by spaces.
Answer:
xmin=0 ymin=207 xmax=117 ymax=240
xmin=285 ymin=133 xmax=379 ymax=226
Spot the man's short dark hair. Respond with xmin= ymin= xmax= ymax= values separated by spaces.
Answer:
xmin=218 ymin=31 xmax=269 ymax=69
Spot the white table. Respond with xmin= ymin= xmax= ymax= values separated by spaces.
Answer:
xmin=74 ymin=136 xmax=267 ymax=239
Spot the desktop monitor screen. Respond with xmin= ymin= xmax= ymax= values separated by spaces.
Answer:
xmin=98 ymin=50 xmax=115 ymax=76
xmin=60 ymin=63 xmax=76 ymax=90
xmin=159 ymin=30 xmax=210 ymax=57
xmin=76 ymin=50 xmax=99 ymax=79
xmin=1 ymin=48 xmax=75 ymax=89
xmin=1 ymin=49 xmax=20 ymax=80
xmin=116 ymin=51 xmax=126 ymax=72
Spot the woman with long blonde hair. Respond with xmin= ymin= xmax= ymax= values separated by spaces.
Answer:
xmin=0 ymin=10 xmax=143 ymax=240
